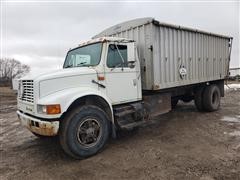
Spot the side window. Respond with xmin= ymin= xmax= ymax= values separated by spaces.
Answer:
xmin=107 ymin=44 xmax=128 ymax=68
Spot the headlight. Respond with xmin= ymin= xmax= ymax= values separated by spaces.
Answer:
xmin=37 ymin=104 xmax=61 ymax=114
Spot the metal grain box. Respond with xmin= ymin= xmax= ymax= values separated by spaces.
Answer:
xmin=94 ymin=17 xmax=232 ymax=90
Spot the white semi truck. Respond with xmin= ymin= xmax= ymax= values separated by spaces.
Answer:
xmin=17 ymin=18 xmax=232 ymax=159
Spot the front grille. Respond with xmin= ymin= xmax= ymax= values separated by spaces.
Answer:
xmin=19 ymin=80 xmax=34 ymax=103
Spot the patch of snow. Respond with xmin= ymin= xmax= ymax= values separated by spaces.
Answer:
xmin=229 ymin=131 xmax=240 ymax=137
xmin=224 ymin=84 xmax=240 ymax=91
xmin=221 ymin=116 xmax=240 ymax=123
xmin=233 ymin=144 xmax=240 ymax=150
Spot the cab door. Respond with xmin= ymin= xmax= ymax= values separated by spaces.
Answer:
xmin=104 ymin=42 xmax=141 ymax=105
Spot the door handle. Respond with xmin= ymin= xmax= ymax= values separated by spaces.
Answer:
xmin=92 ymin=80 xmax=106 ymax=88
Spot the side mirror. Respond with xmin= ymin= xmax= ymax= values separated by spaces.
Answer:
xmin=127 ymin=42 xmax=135 ymax=63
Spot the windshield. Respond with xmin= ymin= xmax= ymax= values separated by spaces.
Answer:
xmin=63 ymin=43 xmax=102 ymax=68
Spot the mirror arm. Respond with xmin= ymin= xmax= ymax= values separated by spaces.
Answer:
xmin=115 ymin=43 xmax=125 ymax=64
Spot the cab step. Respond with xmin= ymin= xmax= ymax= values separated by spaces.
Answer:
xmin=113 ymin=102 xmax=145 ymax=130
xmin=114 ymin=109 xmax=135 ymax=118
xmin=114 ymin=105 xmax=133 ymax=113
xmin=118 ymin=120 xmax=145 ymax=130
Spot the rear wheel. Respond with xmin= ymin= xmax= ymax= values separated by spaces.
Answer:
xmin=203 ymin=85 xmax=220 ymax=112
xmin=59 ymin=105 xmax=110 ymax=159
xmin=194 ymin=87 xmax=205 ymax=111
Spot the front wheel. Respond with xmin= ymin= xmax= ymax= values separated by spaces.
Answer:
xmin=59 ymin=105 xmax=110 ymax=159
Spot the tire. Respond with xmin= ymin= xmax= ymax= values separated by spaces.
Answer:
xmin=194 ymin=87 xmax=204 ymax=111
xmin=203 ymin=85 xmax=221 ymax=112
xmin=171 ymin=98 xmax=179 ymax=109
xmin=59 ymin=105 xmax=110 ymax=159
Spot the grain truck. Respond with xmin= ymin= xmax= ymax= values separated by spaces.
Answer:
xmin=17 ymin=18 xmax=233 ymax=159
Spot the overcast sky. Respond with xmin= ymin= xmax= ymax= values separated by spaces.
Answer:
xmin=1 ymin=0 xmax=239 ymax=74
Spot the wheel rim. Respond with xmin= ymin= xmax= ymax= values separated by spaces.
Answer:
xmin=77 ymin=118 xmax=102 ymax=148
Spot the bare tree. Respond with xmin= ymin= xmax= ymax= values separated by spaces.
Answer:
xmin=0 ymin=58 xmax=30 ymax=83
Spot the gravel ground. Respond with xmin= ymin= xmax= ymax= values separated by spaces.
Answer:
xmin=0 ymin=86 xmax=240 ymax=180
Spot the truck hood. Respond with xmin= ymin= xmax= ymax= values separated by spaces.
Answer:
xmin=25 ymin=67 xmax=99 ymax=98
xmin=21 ymin=67 xmax=97 ymax=82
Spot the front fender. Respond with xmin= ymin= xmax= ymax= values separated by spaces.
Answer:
xmin=37 ymin=87 xmax=113 ymax=119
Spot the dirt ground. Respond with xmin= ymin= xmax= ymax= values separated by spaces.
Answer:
xmin=1 ymin=86 xmax=240 ymax=180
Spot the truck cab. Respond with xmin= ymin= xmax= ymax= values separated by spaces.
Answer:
xmin=17 ymin=37 xmax=142 ymax=158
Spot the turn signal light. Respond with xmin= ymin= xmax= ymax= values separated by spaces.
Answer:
xmin=98 ymin=76 xmax=105 ymax=81
xmin=46 ymin=104 xmax=61 ymax=114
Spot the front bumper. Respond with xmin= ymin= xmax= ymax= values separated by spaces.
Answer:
xmin=17 ymin=111 xmax=59 ymax=136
